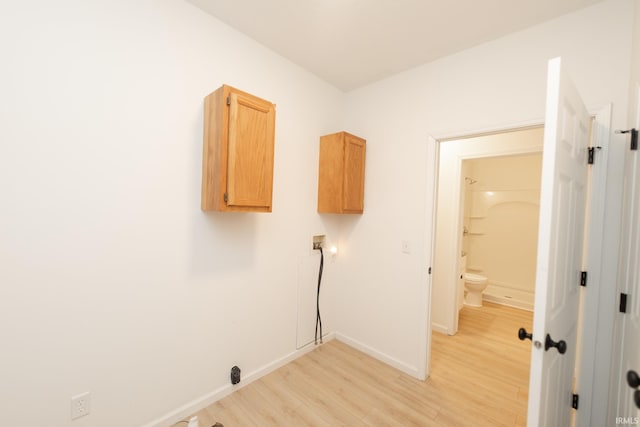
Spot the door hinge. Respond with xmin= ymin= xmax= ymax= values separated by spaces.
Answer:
xmin=616 ymin=128 xmax=638 ymax=150
xmin=224 ymin=192 xmax=228 ymax=203
xmin=428 ymin=267 xmax=432 ymax=275
xmin=572 ymin=393 xmax=579 ymax=410
xmin=580 ymin=271 xmax=587 ymax=287
xmin=226 ymin=95 xmax=231 ymax=106
xmin=587 ymin=146 xmax=602 ymax=165
xmin=620 ymin=293 xmax=628 ymax=313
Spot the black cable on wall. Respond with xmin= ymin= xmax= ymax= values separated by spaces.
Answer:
xmin=315 ymin=246 xmax=324 ymax=345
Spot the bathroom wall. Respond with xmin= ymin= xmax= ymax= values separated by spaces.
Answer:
xmin=464 ymin=153 xmax=543 ymax=310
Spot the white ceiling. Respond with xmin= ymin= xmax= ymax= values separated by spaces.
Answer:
xmin=187 ymin=0 xmax=603 ymax=92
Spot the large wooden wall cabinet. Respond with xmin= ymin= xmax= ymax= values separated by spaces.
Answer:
xmin=201 ymin=85 xmax=276 ymax=212
xmin=317 ymin=131 xmax=366 ymax=214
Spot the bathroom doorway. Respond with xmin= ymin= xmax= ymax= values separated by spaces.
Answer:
xmin=431 ymin=126 xmax=544 ymax=335
xmin=428 ymin=125 xmax=544 ymax=423
xmin=423 ymin=104 xmax=612 ymax=423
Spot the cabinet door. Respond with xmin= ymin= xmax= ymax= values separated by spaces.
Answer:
xmin=342 ymin=134 xmax=365 ymax=213
xmin=226 ymin=91 xmax=275 ymax=210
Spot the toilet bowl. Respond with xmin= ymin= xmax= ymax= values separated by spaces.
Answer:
xmin=464 ymin=273 xmax=488 ymax=307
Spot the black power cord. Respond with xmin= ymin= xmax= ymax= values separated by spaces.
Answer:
xmin=314 ymin=246 xmax=324 ymax=345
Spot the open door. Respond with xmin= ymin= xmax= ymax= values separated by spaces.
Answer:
xmin=611 ymin=111 xmax=640 ymax=420
xmin=525 ymin=57 xmax=591 ymax=426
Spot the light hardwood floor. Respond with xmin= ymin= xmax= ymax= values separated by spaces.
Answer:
xmin=185 ymin=302 xmax=533 ymax=427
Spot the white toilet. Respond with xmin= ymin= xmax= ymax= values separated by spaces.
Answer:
xmin=464 ymin=272 xmax=489 ymax=307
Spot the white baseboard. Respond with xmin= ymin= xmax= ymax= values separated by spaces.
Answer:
xmin=142 ymin=332 xmax=336 ymax=427
xmin=482 ymin=294 xmax=533 ymax=311
xmin=431 ymin=322 xmax=450 ymax=335
xmin=334 ymin=333 xmax=420 ymax=379
xmin=143 ymin=331 xmax=424 ymax=426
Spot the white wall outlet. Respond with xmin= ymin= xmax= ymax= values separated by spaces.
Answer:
xmin=71 ymin=391 xmax=91 ymax=420
xmin=401 ymin=240 xmax=411 ymax=254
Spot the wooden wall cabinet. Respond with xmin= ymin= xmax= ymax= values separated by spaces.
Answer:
xmin=317 ymin=131 xmax=366 ymax=214
xmin=201 ymin=85 xmax=276 ymax=212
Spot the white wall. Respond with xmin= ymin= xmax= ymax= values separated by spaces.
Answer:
xmin=340 ymin=0 xmax=633 ymax=388
xmin=0 ymin=1 xmax=344 ymax=426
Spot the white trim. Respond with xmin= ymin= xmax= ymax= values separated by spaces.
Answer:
xmin=483 ymin=294 xmax=534 ymax=311
xmin=418 ymin=135 xmax=440 ymax=380
xmin=142 ymin=332 xmax=336 ymax=427
xmin=430 ymin=323 xmax=449 ymax=335
xmin=335 ymin=333 xmax=420 ymax=378
xmin=435 ymin=118 xmax=545 ymax=142
xmin=430 ymin=125 xmax=544 ymax=333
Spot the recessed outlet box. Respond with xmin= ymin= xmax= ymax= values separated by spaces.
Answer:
xmin=71 ymin=391 xmax=91 ymax=420
xmin=230 ymin=365 xmax=241 ymax=385
xmin=313 ymin=235 xmax=325 ymax=250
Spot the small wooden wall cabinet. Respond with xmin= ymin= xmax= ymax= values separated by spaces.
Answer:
xmin=317 ymin=131 xmax=366 ymax=214
xmin=201 ymin=85 xmax=276 ymax=212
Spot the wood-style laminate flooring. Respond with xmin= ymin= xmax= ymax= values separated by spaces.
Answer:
xmin=185 ymin=302 xmax=533 ymax=426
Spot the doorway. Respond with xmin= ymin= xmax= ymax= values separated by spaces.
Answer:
xmin=428 ymin=126 xmax=544 ymax=422
xmin=431 ymin=126 xmax=544 ymax=335
xmin=423 ymin=103 xmax=613 ymax=424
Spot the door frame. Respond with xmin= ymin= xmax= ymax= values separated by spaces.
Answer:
xmin=430 ymin=125 xmax=544 ymax=336
xmin=420 ymin=104 xmax=612 ymax=420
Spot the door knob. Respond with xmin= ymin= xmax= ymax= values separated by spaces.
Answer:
xmin=626 ymin=370 xmax=640 ymax=409
xmin=518 ymin=327 xmax=532 ymax=341
xmin=545 ymin=333 xmax=567 ymax=354
xmin=627 ymin=370 xmax=640 ymax=389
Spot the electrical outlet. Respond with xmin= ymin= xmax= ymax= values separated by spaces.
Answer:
xmin=71 ymin=392 xmax=91 ymax=420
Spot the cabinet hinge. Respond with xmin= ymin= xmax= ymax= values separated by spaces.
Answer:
xmin=620 ymin=293 xmax=628 ymax=313
xmin=224 ymin=192 xmax=228 ymax=203
xmin=580 ymin=271 xmax=587 ymax=287
xmin=226 ymin=95 xmax=231 ymax=106
xmin=616 ymin=128 xmax=638 ymax=150
xmin=572 ymin=393 xmax=579 ymax=410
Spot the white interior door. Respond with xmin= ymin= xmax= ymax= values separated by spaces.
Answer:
xmin=611 ymin=118 xmax=640 ymax=421
xmin=526 ymin=57 xmax=590 ymax=426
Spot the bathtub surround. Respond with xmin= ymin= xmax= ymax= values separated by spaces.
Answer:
xmin=464 ymin=153 xmax=543 ymax=310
